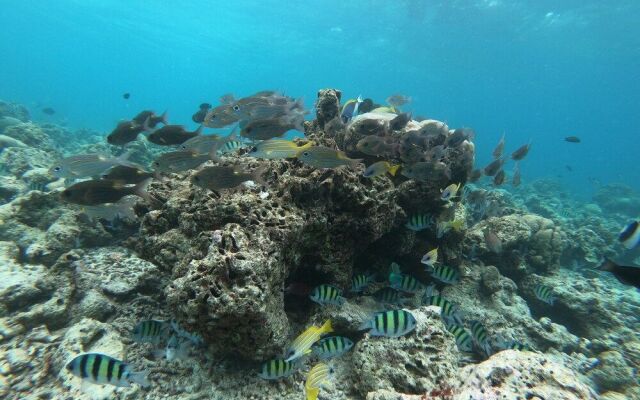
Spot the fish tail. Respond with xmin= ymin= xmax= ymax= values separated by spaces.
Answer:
xmin=596 ymin=258 xmax=616 ymax=272
xmin=194 ymin=125 xmax=204 ymax=135
xmin=306 ymin=387 xmax=320 ymax=400
xmin=143 ymin=116 xmax=152 ymax=132
xmin=357 ymin=318 xmax=372 ymax=332
xmin=388 ymin=164 xmax=400 ymax=176
xmin=117 ymin=149 xmax=133 ymax=163
xmin=252 ymin=166 xmax=269 ymax=186
xmin=127 ymin=370 xmax=150 ymax=388
xmin=133 ymin=178 xmax=156 ymax=206
xmin=320 ymin=319 xmax=333 ymax=334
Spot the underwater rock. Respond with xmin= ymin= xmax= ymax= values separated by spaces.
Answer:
xmin=587 ymin=350 xmax=637 ymax=393
xmin=455 ymin=350 xmax=598 ymax=399
xmin=136 ymin=158 xmax=404 ymax=361
xmin=0 ymin=100 xmax=30 ymax=122
xmin=351 ymin=307 xmax=458 ymax=397
xmin=2 ymin=122 xmax=55 ymax=150
xmin=314 ymin=88 xmax=342 ymax=128
xmin=0 ymin=176 xmax=27 ymax=203
xmin=0 ymin=147 xmax=54 ymax=178
xmin=593 ymin=183 xmax=640 ymax=217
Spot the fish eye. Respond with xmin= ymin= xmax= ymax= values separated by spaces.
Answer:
xmin=302 ymin=151 xmax=310 ymax=157
xmin=232 ymin=105 xmax=240 ymax=111
xmin=154 ymin=161 xmax=160 ymax=166
xmin=54 ymin=166 xmax=61 ymax=171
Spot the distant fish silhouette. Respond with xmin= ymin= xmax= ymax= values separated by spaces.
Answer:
xmin=123 ymin=92 xmax=130 ymax=99
xmin=597 ymin=258 xmax=640 ymax=289
xmin=564 ymin=136 xmax=581 ymax=143
xmin=41 ymin=107 xmax=55 ymax=115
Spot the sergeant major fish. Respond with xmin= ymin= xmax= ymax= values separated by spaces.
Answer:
xmin=359 ymin=309 xmax=417 ymax=337
xmin=425 ymin=264 xmax=459 ymax=284
xmin=65 ymin=353 xmax=150 ymax=388
xmin=258 ymin=358 xmax=299 ymax=380
xmin=309 ymin=284 xmax=346 ymax=306
xmin=389 ymin=262 xmax=425 ymax=293
xmin=312 ymin=336 xmax=354 ymax=360
xmin=470 ymin=320 xmax=492 ymax=356
xmin=445 ymin=321 xmax=473 ymax=352
xmin=405 ymin=214 xmax=432 ymax=231
xmin=133 ymin=319 xmax=169 ymax=344
xmin=351 ymin=273 xmax=375 ymax=293
xmin=534 ymin=284 xmax=556 ymax=305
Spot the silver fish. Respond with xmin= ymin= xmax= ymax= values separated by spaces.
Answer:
xmin=153 ymin=150 xmax=210 ymax=173
xmin=50 ymin=152 xmax=138 ymax=179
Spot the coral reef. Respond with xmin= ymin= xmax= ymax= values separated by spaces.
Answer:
xmin=0 ymin=93 xmax=639 ymax=400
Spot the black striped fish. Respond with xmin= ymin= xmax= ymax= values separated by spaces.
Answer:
xmin=445 ymin=321 xmax=473 ymax=352
xmin=65 ymin=353 xmax=150 ymax=387
xmin=258 ymin=358 xmax=299 ymax=380
xmin=351 ymin=274 xmax=374 ymax=293
xmin=312 ymin=336 xmax=354 ymax=360
xmin=422 ymin=295 xmax=461 ymax=324
xmin=389 ymin=262 xmax=425 ymax=293
xmin=132 ymin=319 xmax=169 ymax=343
xmin=499 ymin=340 xmax=532 ymax=352
xmin=470 ymin=320 xmax=492 ymax=356
xmin=217 ymin=139 xmax=246 ymax=155
xmin=359 ymin=309 xmax=417 ymax=337
xmin=373 ymin=287 xmax=406 ymax=304
xmin=310 ymin=284 xmax=346 ymax=306
xmin=534 ymin=284 xmax=556 ymax=305
xmin=405 ymin=214 xmax=432 ymax=231
xmin=426 ymin=264 xmax=459 ymax=284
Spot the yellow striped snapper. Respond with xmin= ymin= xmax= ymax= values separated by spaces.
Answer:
xmin=305 ymin=363 xmax=334 ymax=400
xmin=298 ymin=146 xmax=362 ymax=169
xmin=246 ymin=139 xmax=313 ymax=159
xmin=285 ymin=319 xmax=333 ymax=361
xmin=65 ymin=353 xmax=150 ymax=387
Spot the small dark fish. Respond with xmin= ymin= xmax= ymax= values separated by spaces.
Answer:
xmin=191 ymin=166 xmax=265 ymax=191
xmin=240 ymin=117 xmax=297 ymax=140
xmin=192 ymin=103 xmax=212 ymax=123
xmin=597 ymin=258 xmax=640 ymax=288
xmin=133 ymin=110 xmax=167 ymax=128
xmin=511 ymin=142 xmax=531 ymax=161
xmin=492 ymin=133 xmax=505 ymax=159
xmin=565 ymin=165 xmax=573 ymax=172
xmin=101 ymin=165 xmax=154 ymax=184
xmin=469 ymin=169 xmax=483 ymax=182
xmin=42 ymin=107 xmax=56 ymax=115
xmin=564 ymin=136 xmax=581 ymax=143
xmin=123 ymin=92 xmax=130 ymax=99
xmin=389 ymin=113 xmax=411 ymax=131
xmin=107 ymin=120 xmax=146 ymax=145
xmin=148 ymin=125 xmax=202 ymax=146
xmin=484 ymin=230 xmax=502 ymax=253
xmin=446 ymin=128 xmax=472 ymax=147
xmin=493 ymin=170 xmax=505 ymax=186
xmin=153 ymin=150 xmax=210 ymax=173
xmin=358 ymin=98 xmax=375 ymax=114
xmin=512 ymin=162 xmax=521 ymax=187
xmin=386 ymin=94 xmax=411 ymax=108
xmin=61 ymin=179 xmax=151 ymax=206
xmin=483 ymin=158 xmax=505 ymax=177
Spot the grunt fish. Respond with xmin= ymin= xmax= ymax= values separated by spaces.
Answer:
xmin=147 ymin=125 xmax=202 ymax=146
xmin=107 ymin=120 xmax=147 ymax=145
xmin=153 ymin=150 xmax=210 ymax=173
xmin=50 ymin=152 xmax=138 ymax=179
xmin=191 ymin=165 xmax=265 ymax=191
xmin=61 ymin=178 xmax=152 ymax=206
xmin=298 ymin=146 xmax=362 ymax=169
xmin=101 ymin=165 xmax=154 ymax=184
xmin=180 ymin=134 xmax=221 ymax=154
xmin=356 ymin=135 xmax=396 ymax=156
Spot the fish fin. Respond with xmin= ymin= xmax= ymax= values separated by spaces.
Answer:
xmin=320 ymin=319 xmax=333 ymax=334
xmin=116 ymin=150 xmax=133 ymax=163
xmin=390 ymin=262 xmax=401 ymax=274
xmin=357 ymin=319 xmax=372 ymax=332
xmin=159 ymin=111 xmax=168 ymax=125
xmin=142 ymin=116 xmax=152 ymax=132
xmin=133 ymin=178 xmax=156 ymax=206
xmin=388 ymin=164 xmax=400 ymax=176
xmin=194 ymin=125 xmax=203 ymax=135
xmin=306 ymin=387 xmax=320 ymax=400
xmin=251 ymin=165 xmax=268 ymax=186
xmin=127 ymin=370 xmax=150 ymax=388
xmin=596 ymin=258 xmax=617 ymax=272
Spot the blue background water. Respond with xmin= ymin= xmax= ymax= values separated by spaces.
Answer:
xmin=1 ymin=1 xmax=638 ymax=196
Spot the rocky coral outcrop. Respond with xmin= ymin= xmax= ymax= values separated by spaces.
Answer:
xmin=0 ymin=100 xmax=30 ymax=122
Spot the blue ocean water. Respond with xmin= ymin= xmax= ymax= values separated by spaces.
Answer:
xmin=1 ymin=0 xmax=639 ymax=195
